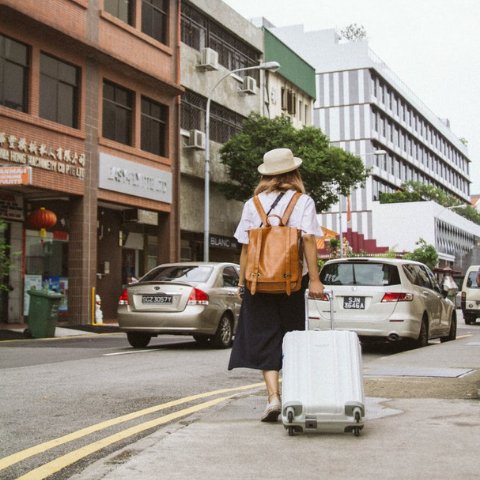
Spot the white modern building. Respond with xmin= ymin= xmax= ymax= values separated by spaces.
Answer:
xmin=270 ymin=26 xmax=475 ymax=262
xmin=372 ymin=201 xmax=480 ymax=264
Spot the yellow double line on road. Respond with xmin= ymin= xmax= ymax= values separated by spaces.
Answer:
xmin=1 ymin=382 xmax=264 ymax=480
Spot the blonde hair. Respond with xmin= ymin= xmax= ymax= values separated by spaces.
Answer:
xmin=254 ymin=169 xmax=305 ymax=196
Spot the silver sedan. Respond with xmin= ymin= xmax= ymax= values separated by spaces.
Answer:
xmin=117 ymin=262 xmax=241 ymax=348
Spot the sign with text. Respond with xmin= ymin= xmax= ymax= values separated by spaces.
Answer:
xmin=0 ymin=192 xmax=24 ymax=220
xmin=209 ymin=234 xmax=239 ymax=250
xmin=99 ymin=153 xmax=172 ymax=203
xmin=0 ymin=166 xmax=32 ymax=185
xmin=0 ymin=131 xmax=85 ymax=179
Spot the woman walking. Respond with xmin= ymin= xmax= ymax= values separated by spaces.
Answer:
xmin=228 ymin=147 xmax=325 ymax=422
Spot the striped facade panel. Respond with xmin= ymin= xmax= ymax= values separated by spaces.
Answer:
xmin=316 ymin=69 xmax=369 ymax=108
xmin=316 ymin=104 xmax=371 ymax=143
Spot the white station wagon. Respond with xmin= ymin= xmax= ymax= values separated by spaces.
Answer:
xmin=309 ymin=258 xmax=456 ymax=348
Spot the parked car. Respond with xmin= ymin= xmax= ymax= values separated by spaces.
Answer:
xmin=460 ymin=265 xmax=480 ymax=324
xmin=309 ymin=257 xmax=456 ymax=348
xmin=118 ymin=262 xmax=241 ymax=348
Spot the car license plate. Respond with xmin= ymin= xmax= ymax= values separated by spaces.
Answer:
xmin=343 ymin=296 xmax=365 ymax=309
xmin=142 ymin=295 xmax=173 ymax=304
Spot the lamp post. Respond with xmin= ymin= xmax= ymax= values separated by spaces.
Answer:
xmin=203 ymin=61 xmax=280 ymax=262
xmin=338 ymin=149 xmax=387 ymax=257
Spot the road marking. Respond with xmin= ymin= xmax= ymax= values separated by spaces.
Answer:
xmin=0 ymin=382 xmax=264 ymax=472
xmin=16 ymin=395 xmax=233 ymax=480
xmin=103 ymin=349 xmax=155 ymax=356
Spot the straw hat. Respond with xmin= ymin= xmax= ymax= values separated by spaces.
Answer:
xmin=257 ymin=148 xmax=303 ymax=176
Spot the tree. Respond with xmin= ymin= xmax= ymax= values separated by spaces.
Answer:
xmin=219 ymin=113 xmax=368 ymax=211
xmin=404 ymin=238 xmax=438 ymax=270
xmin=340 ymin=23 xmax=367 ymax=41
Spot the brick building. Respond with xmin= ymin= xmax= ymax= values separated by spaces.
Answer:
xmin=0 ymin=0 xmax=182 ymax=323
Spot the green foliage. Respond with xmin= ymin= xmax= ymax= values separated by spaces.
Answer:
xmin=340 ymin=23 xmax=367 ymax=41
xmin=0 ymin=220 xmax=11 ymax=292
xmin=379 ymin=180 xmax=480 ymax=226
xmin=317 ymin=258 xmax=325 ymax=272
xmin=219 ymin=113 xmax=367 ymax=211
xmin=403 ymin=238 xmax=438 ymax=270
xmin=380 ymin=180 xmax=453 ymax=206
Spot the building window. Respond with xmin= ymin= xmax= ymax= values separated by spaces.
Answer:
xmin=181 ymin=1 xmax=260 ymax=80
xmin=281 ymin=88 xmax=296 ymax=115
xmin=103 ymin=81 xmax=133 ymax=145
xmin=180 ymin=89 xmax=244 ymax=144
xmin=104 ymin=0 xmax=134 ymax=25
xmin=141 ymin=96 xmax=167 ymax=156
xmin=181 ymin=90 xmax=204 ymax=131
xmin=40 ymin=53 xmax=79 ymax=128
xmin=0 ymin=34 xmax=29 ymax=112
xmin=142 ymin=0 xmax=168 ymax=44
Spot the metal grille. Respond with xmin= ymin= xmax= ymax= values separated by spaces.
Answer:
xmin=181 ymin=90 xmax=245 ymax=144
xmin=181 ymin=1 xmax=260 ymax=82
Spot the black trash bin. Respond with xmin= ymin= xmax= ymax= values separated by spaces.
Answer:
xmin=27 ymin=290 xmax=64 ymax=338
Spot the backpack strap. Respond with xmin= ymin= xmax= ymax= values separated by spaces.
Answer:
xmin=253 ymin=192 xmax=285 ymax=227
xmin=283 ymin=192 xmax=302 ymax=294
xmin=253 ymin=196 xmax=268 ymax=226
xmin=281 ymin=192 xmax=302 ymax=225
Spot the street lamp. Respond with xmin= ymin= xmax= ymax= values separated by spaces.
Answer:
xmin=203 ymin=61 xmax=281 ymax=261
xmin=338 ymin=149 xmax=387 ymax=257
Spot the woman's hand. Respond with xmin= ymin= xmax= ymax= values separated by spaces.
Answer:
xmin=308 ymin=278 xmax=325 ymax=299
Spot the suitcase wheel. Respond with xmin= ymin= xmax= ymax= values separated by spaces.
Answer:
xmin=287 ymin=409 xmax=294 ymax=423
xmin=353 ymin=409 xmax=362 ymax=437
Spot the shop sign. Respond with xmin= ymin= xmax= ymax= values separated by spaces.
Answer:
xmin=0 ymin=166 xmax=32 ymax=185
xmin=99 ymin=153 xmax=172 ymax=203
xmin=209 ymin=234 xmax=239 ymax=250
xmin=138 ymin=209 xmax=158 ymax=225
xmin=0 ymin=131 xmax=85 ymax=179
xmin=0 ymin=192 xmax=24 ymax=220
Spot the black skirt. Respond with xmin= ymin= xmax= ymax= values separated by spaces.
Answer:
xmin=228 ymin=276 xmax=308 ymax=372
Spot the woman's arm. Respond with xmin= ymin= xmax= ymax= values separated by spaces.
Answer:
xmin=302 ymin=234 xmax=324 ymax=297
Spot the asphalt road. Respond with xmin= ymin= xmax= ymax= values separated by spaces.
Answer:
xmin=0 ymin=319 xmax=477 ymax=479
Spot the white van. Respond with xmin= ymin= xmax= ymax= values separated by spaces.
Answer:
xmin=461 ymin=265 xmax=480 ymax=324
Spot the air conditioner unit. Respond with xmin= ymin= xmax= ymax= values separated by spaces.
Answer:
xmin=185 ymin=129 xmax=205 ymax=150
xmin=240 ymin=76 xmax=256 ymax=95
xmin=198 ymin=47 xmax=219 ymax=71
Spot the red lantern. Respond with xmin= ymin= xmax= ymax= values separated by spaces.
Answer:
xmin=27 ymin=207 xmax=57 ymax=238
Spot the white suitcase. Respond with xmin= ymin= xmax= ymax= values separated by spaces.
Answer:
xmin=281 ymin=290 xmax=365 ymax=436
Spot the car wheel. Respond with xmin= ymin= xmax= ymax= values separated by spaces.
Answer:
xmin=440 ymin=314 xmax=457 ymax=343
xmin=464 ymin=315 xmax=475 ymax=325
xmin=126 ymin=332 xmax=151 ymax=348
xmin=416 ymin=317 xmax=428 ymax=348
xmin=211 ymin=314 xmax=233 ymax=349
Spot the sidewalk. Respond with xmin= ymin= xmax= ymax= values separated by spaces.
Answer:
xmin=71 ymin=330 xmax=480 ymax=480
xmin=0 ymin=321 xmax=120 ymax=341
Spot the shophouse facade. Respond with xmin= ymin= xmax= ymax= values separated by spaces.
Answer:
xmin=270 ymin=26 xmax=474 ymax=263
xmin=179 ymin=2 xmax=315 ymax=263
xmin=0 ymin=0 xmax=182 ymax=323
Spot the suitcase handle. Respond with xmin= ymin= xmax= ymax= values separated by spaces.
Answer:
xmin=304 ymin=289 xmax=335 ymax=330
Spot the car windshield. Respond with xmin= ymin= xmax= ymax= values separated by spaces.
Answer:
xmin=466 ymin=271 xmax=480 ymax=288
xmin=141 ymin=265 xmax=213 ymax=283
xmin=320 ymin=262 xmax=401 ymax=286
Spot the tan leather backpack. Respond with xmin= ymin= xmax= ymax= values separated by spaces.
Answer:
xmin=245 ymin=192 xmax=303 ymax=295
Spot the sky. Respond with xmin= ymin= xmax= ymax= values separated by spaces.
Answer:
xmin=223 ymin=0 xmax=480 ymax=194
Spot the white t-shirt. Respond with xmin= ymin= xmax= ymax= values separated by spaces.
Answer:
xmin=234 ymin=189 xmax=321 ymax=244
